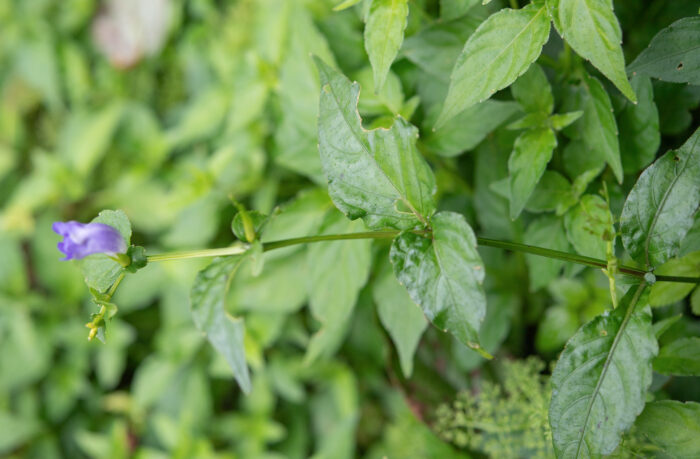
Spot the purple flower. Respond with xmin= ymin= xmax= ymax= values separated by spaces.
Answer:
xmin=52 ymin=221 xmax=127 ymax=261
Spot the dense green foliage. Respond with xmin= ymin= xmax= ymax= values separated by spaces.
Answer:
xmin=1 ymin=0 xmax=699 ymax=458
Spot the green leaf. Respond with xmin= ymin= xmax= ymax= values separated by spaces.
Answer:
xmin=525 ymin=171 xmax=577 ymax=215
xmin=440 ymin=0 xmax=481 ymax=20
xmin=275 ymin=6 xmax=336 ymax=183
xmin=649 ymin=251 xmax=700 ymax=307
xmin=190 ymin=255 xmax=251 ymax=393
xmin=653 ymin=337 xmax=700 ymax=376
xmin=549 ymin=111 xmax=583 ymax=131
xmin=536 ymin=305 xmax=579 ymax=353
xmin=549 ymin=285 xmax=658 ymax=458
xmin=508 ymin=127 xmax=557 ymax=219
xmin=305 ymin=212 xmax=372 ymax=363
xmin=617 ymin=75 xmax=660 ymax=174
xmin=401 ymin=17 xmax=482 ymax=80
xmin=424 ymin=100 xmax=520 ymax=157
xmin=333 ymin=0 xmax=362 ymax=11
xmin=82 ymin=210 xmax=132 ymax=293
xmin=547 ymin=0 xmax=636 ymax=102
xmin=620 ymin=127 xmax=700 ymax=268
xmin=628 ymin=17 xmax=700 ymax=85
xmin=524 ymin=215 xmax=570 ymax=291
xmin=511 ymin=63 xmax=553 ymax=114
xmin=564 ymin=194 xmax=614 ymax=259
xmin=0 ymin=411 xmax=40 ymax=454
xmin=316 ymin=58 xmax=437 ymax=230
xmin=580 ymin=74 xmax=623 ymax=183
xmin=635 ymin=401 xmax=700 ymax=457
xmin=652 ymin=313 xmax=682 ymax=339
xmin=390 ymin=211 xmax=488 ymax=355
xmin=373 ymin=257 xmax=427 ymax=377
xmin=364 ymin=0 xmax=409 ymax=91
xmin=436 ymin=2 xmax=550 ymax=127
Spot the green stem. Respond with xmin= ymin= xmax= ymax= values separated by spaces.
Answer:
xmin=146 ymin=231 xmax=700 ymax=284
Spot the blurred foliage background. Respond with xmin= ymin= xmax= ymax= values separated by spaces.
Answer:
xmin=0 ymin=0 xmax=698 ymax=458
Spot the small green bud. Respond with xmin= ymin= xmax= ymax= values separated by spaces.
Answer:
xmin=125 ymin=245 xmax=148 ymax=273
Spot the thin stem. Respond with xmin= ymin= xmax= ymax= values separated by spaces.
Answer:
xmin=147 ymin=245 xmax=250 ymax=262
xmin=146 ymin=231 xmax=700 ymax=284
xmin=107 ymin=273 xmax=125 ymax=298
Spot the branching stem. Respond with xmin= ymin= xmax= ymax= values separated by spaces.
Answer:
xmin=146 ymin=231 xmax=700 ymax=284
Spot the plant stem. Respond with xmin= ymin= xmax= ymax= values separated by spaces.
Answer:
xmin=147 ymin=231 xmax=700 ymax=284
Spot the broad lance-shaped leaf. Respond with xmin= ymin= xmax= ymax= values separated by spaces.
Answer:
xmin=508 ymin=127 xmax=557 ymax=219
xmin=581 ymin=74 xmax=623 ymax=183
xmin=315 ymin=58 xmax=437 ymax=230
xmin=628 ymin=17 xmax=700 ymax=85
xmin=390 ymin=211 xmax=488 ymax=355
xmin=191 ymin=255 xmax=251 ymax=393
xmin=635 ymin=401 xmax=700 ymax=457
xmin=373 ymin=256 xmax=427 ymax=377
xmin=618 ymin=75 xmax=660 ymax=174
xmin=435 ymin=2 xmax=550 ymax=128
xmin=547 ymin=0 xmax=636 ymax=102
xmin=620 ymin=127 xmax=700 ymax=268
xmin=364 ymin=0 xmax=408 ymax=91
xmin=549 ymin=284 xmax=658 ymax=458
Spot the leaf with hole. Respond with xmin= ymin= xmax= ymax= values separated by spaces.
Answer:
xmin=628 ymin=17 xmax=700 ymax=85
xmin=316 ymin=58 xmax=437 ymax=230
xmin=620 ymin=127 xmax=700 ymax=269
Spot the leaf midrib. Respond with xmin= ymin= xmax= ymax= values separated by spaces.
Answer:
xmin=573 ymin=282 xmax=646 ymax=458
xmin=323 ymin=78 xmax=427 ymax=225
xmin=443 ymin=4 xmax=546 ymax=118
xmin=642 ymin=134 xmax=699 ymax=268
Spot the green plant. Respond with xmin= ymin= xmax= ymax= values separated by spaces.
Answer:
xmin=2 ymin=0 xmax=699 ymax=457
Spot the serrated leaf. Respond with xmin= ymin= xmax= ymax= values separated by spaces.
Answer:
xmin=653 ymin=337 xmax=700 ymax=376
xmin=547 ymin=0 xmax=636 ymax=102
xmin=618 ymin=75 xmax=660 ymax=174
xmin=524 ymin=215 xmax=570 ymax=291
xmin=635 ymin=401 xmax=700 ymax=457
xmin=316 ymin=58 xmax=437 ymax=230
xmin=620 ymin=127 xmax=700 ymax=269
xmin=305 ymin=212 xmax=372 ymax=363
xmin=549 ymin=285 xmax=658 ymax=458
xmin=580 ymin=74 xmax=623 ymax=183
xmin=628 ymin=17 xmax=700 ymax=85
xmin=364 ymin=0 xmax=408 ymax=91
xmin=564 ymin=194 xmax=614 ymax=259
xmin=508 ymin=127 xmax=557 ymax=219
xmin=424 ymin=100 xmax=520 ymax=157
xmin=436 ymin=2 xmax=550 ymax=127
xmin=649 ymin=251 xmax=700 ymax=307
xmin=390 ymin=211 xmax=488 ymax=354
xmin=190 ymin=255 xmax=251 ymax=393
xmin=511 ymin=63 xmax=553 ymax=114
xmin=373 ymin=257 xmax=427 ymax=377
xmin=82 ymin=210 xmax=132 ymax=293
